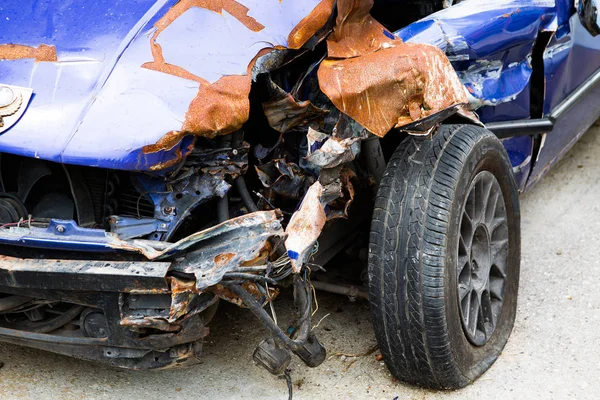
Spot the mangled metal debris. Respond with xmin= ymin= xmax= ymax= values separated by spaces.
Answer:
xmin=284 ymin=181 xmax=326 ymax=273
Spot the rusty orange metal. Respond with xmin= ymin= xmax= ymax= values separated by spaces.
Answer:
xmin=318 ymin=42 xmax=471 ymax=137
xmin=287 ymin=0 xmax=335 ymax=49
xmin=0 ymin=44 xmax=57 ymax=62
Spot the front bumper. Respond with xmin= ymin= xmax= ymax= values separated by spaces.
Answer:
xmin=0 ymin=211 xmax=284 ymax=369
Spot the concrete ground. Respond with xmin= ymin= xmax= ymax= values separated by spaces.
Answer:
xmin=1 ymin=124 xmax=599 ymax=399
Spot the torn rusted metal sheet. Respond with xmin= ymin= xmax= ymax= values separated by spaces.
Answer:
xmin=141 ymin=0 xmax=330 ymax=156
xmin=113 ymin=211 xmax=285 ymax=291
xmin=320 ymin=166 xmax=356 ymax=220
xmin=326 ymin=0 xmax=396 ymax=59
xmin=262 ymin=78 xmax=328 ymax=134
xmin=318 ymin=41 xmax=474 ymax=137
xmin=256 ymin=159 xmax=315 ymax=199
xmin=111 ymin=208 xmax=282 ymax=254
xmin=168 ymin=276 xmax=198 ymax=322
xmin=287 ymin=0 xmax=336 ymax=49
xmin=305 ymin=127 xmax=365 ymax=169
xmin=285 ymin=181 xmax=326 ymax=272
xmin=0 ymin=44 xmax=57 ymax=61
xmin=314 ymin=0 xmax=479 ymax=137
xmin=120 ymin=315 xmax=181 ymax=332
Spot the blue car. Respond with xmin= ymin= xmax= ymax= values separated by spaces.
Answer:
xmin=0 ymin=0 xmax=598 ymax=388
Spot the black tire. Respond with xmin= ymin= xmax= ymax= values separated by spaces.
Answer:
xmin=368 ymin=124 xmax=520 ymax=389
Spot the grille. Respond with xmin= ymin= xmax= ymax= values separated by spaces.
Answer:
xmin=117 ymin=186 xmax=155 ymax=218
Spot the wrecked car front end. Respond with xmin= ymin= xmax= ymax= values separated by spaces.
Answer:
xmin=0 ymin=0 xmax=479 ymax=370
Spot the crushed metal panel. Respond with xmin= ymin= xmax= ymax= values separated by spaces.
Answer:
xmin=326 ymin=0 xmax=396 ymax=58
xmin=285 ymin=181 xmax=326 ymax=273
xmin=305 ymin=127 xmax=365 ymax=169
xmin=262 ymin=78 xmax=329 ymax=134
xmin=318 ymin=41 xmax=473 ymax=137
xmin=110 ymin=211 xmax=284 ymax=290
xmin=142 ymin=0 xmax=328 ymax=155
xmin=0 ymin=256 xmax=171 ymax=293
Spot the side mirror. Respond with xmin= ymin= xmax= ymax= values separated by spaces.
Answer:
xmin=578 ymin=0 xmax=600 ymax=36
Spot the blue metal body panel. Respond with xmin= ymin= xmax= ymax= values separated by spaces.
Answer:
xmin=397 ymin=0 xmax=600 ymax=191
xmin=0 ymin=0 xmax=322 ymax=171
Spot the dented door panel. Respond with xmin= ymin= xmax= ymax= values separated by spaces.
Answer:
xmin=527 ymin=10 xmax=600 ymax=186
xmin=396 ymin=0 xmax=558 ymax=123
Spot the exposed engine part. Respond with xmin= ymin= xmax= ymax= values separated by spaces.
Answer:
xmin=0 ymin=193 xmax=27 ymax=224
xmin=80 ymin=308 xmax=109 ymax=338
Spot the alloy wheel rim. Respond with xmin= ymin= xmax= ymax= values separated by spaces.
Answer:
xmin=457 ymin=171 xmax=509 ymax=346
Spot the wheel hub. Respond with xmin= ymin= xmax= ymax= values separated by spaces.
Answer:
xmin=457 ymin=171 xmax=508 ymax=346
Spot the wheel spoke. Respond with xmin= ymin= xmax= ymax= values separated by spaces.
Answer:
xmin=468 ymin=291 xmax=480 ymax=337
xmin=489 ymin=217 xmax=507 ymax=236
xmin=460 ymin=213 xmax=474 ymax=253
xmin=458 ymin=255 xmax=471 ymax=279
xmin=481 ymin=287 xmax=494 ymax=335
xmin=479 ymin=178 xmax=493 ymax=223
xmin=491 ymin=239 xmax=508 ymax=274
xmin=489 ymin=264 xmax=505 ymax=300
xmin=458 ymin=282 xmax=471 ymax=301
xmin=466 ymin=190 xmax=476 ymax=221
xmin=485 ymin=189 xmax=500 ymax=225
xmin=461 ymin=288 xmax=472 ymax=323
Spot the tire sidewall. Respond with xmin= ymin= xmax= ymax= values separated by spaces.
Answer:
xmin=444 ymin=134 xmax=521 ymax=381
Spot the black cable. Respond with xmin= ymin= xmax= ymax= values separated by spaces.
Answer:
xmin=279 ymin=369 xmax=293 ymax=400
xmin=217 ymin=195 xmax=229 ymax=222
xmin=222 ymin=273 xmax=278 ymax=286
xmin=235 ymin=177 xmax=259 ymax=212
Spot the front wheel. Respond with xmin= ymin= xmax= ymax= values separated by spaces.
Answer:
xmin=368 ymin=124 xmax=520 ymax=389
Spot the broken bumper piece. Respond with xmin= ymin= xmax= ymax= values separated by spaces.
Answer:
xmin=0 ymin=211 xmax=284 ymax=369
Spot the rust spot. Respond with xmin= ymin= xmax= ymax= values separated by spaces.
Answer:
xmin=287 ymin=0 xmax=336 ymax=49
xmin=211 ymin=282 xmax=279 ymax=307
xmin=318 ymin=42 xmax=470 ymax=137
xmin=143 ymin=49 xmax=273 ymax=154
xmin=214 ymin=252 xmax=236 ymax=268
xmin=0 ymin=44 xmax=57 ymax=62
xmin=183 ymin=75 xmax=252 ymax=137
xmin=147 ymin=147 xmax=184 ymax=171
xmin=169 ymin=276 xmax=198 ymax=294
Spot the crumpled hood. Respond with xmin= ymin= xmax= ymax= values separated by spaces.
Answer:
xmin=0 ymin=0 xmax=324 ymax=170
xmin=0 ymin=0 xmax=176 ymax=169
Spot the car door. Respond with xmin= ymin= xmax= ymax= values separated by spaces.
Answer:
xmin=526 ymin=0 xmax=600 ymax=187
